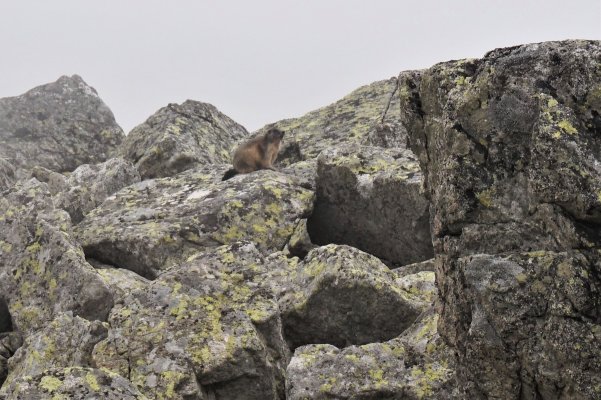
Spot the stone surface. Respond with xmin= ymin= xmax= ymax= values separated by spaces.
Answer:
xmin=280 ymin=245 xmax=428 ymax=349
xmin=55 ymin=157 xmax=141 ymax=223
xmin=121 ymin=100 xmax=249 ymax=179
xmin=286 ymin=306 xmax=454 ymax=400
xmin=308 ymin=144 xmax=433 ymax=266
xmin=0 ymin=367 xmax=148 ymax=400
xmin=1 ymin=313 xmax=107 ymax=392
xmin=0 ymin=333 xmax=22 ymax=389
xmin=399 ymin=39 xmax=601 ymax=399
xmin=76 ymin=168 xmax=314 ymax=279
xmin=0 ymin=179 xmax=113 ymax=335
xmin=0 ymin=75 xmax=124 ymax=179
xmin=0 ymin=160 xmax=15 ymax=193
xmin=256 ymin=77 xmax=406 ymax=166
xmin=93 ymin=243 xmax=289 ymax=400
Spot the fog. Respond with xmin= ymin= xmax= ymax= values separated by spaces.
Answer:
xmin=1 ymin=0 xmax=599 ymax=133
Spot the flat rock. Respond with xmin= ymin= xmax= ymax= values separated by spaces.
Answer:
xmin=0 ymin=75 xmax=124 ymax=179
xmin=76 ymin=168 xmax=314 ymax=279
xmin=308 ymin=144 xmax=433 ymax=266
xmin=121 ymin=100 xmax=249 ymax=179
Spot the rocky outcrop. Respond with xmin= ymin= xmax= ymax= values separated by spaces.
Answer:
xmin=280 ymin=245 xmax=428 ymax=349
xmin=399 ymin=39 xmax=601 ymax=399
xmin=0 ymin=160 xmax=15 ymax=193
xmin=76 ymin=168 xmax=314 ymax=279
xmin=93 ymin=243 xmax=289 ymax=400
xmin=0 ymin=367 xmax=147 ymax=400
xmin=308 ymin=145 xmax=433 ymax=266
xmin=54 ymin=158 xmax=140 ymax=223
xmin=0 ymin=179 xmax=113 ymax=336
xmin=256 ymin=77 xmax=406 ymax=166
xmin=0 ymin=75 xmax=124 ymax=179
xmin=121 ymin=100 xmax=249 ymax=179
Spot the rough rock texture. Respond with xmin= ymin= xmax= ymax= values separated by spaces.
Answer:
xmin=256 ymin=77 xmax=406 ymax=166
xmin=0 ymin=160 xmax=15 ymax=192
xmin=121 ymin=100 xmax=249 ymax=179
xmin=0 ymin=333 xmax=22 ymax=389
xmin=0 ymin=179 xmax=113 ymax=336
xmin=76 ymin=168 xmax=314 ymax=279
xmin=308 ymin=145 xmax=433 ymax=266
xmin=399 ymin=40 xmax=601 ymax=399
xmin=93 ymin=243 xmax=289 ymax=400
xmin=55 ymin=157 xmax=141 ymax=223
xmin=0 ymin=367 xmax=147 ymax=400
xmin=1 ymin=313 xmax=107 ymax=392
xmin=286 ymin=305 xmax=454 ymax=400
xmin=29 ymin=166 xmax=69 ymax=195
xmin=280 ymin=245 xmax=428 ymax=349
xmin=0 ymin=75 xmax=124 ymax=178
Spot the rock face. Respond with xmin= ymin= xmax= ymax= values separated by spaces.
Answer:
xmin=76 ymin=168 xmax=314 ymax=279
xmin=0 ymin=179 xmax=113 ymax=336
xmin=399 ymin=40 xmax=601 ymax=399
xmin=121 ymin=100 xmax=249 ymax=179
xmin=280 ymin=245 xmax=428 ymax=349
xmin=256 ymin=77 xmax=406 ymax=166
xmin=308 ymin=144 xmax=433 ymax=266
xmin=0 ymin=160 xmax=15 ymax=192
xmin=0 ymin=75 xmax=124 ymax=179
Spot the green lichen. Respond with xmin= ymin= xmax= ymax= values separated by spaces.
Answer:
xmin=85 ymin=372 xmax=100 ymax=391
xmin=476 ymin=189 xmax=494 ymax=208
xmin=40 ymin=375 xmax=63 ymax=393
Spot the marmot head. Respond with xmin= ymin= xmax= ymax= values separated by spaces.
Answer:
xmin=266 ymin=128 xmax=285 ymax=142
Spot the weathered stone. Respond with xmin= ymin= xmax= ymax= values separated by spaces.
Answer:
xmin=0 ymin=160 xmax=15 ymax=193
xmin=76 ymin=168 xmax=314 ymax=279
xmin=0 ymin=75 xmax=124 ymax=179
xmin=0 ymin=367 xmax=147 ymax=400
xmin=280 ymin=245 xmax=428 ymax=349
xmin=55 ymin=157 xmax=140 ymax=223
xmin=1 ymin=313 xmax=107 ymax=392
xmin=29 ymin=166 xmax=69 ymax=195
xmin=121 ymin=100 xmax=249 ymax=179
xmin=394 ymin=258 xmax=436 ymax=277
xmin=286 ymin=219 xmax=316 ymax=258
xmin=0 ymin=179 xmax=113 ymax=335
xmin=93 ymin=243 xmax=289 ymax=400
xmin=308 ymin=145 xmax=433 ymax=266
xmin=399 ymin=39 xmax=601 ymax=399
xmin=0 ymin=332 xmax=22 ymax=388
xmin=286 ymin=306 xmax=454 ymax=400
xmin=257 ymin=77 xmax=406 ymax=166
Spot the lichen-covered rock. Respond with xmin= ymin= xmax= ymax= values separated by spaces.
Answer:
xmin=0 ymin=75 xmax=124 ymax=179
xmin=394 ymin=258 xmax=436 ymax=277
xmin=93 ymin=243 xmax=289 ymax=400
xmin=0 ymin=179 xmax=113 ymax=335
xmin=121 ymin=100 xmax=249 ymax=179
xmin=257 ymin=77 xmax=406 ymax=166
xmin=0 ymin=333 xmax=22 ymax=388
xmin=308 ymin=145 xmax=433 ymax=266
xmin=55 ymin=157 xmax=140 ymax=223
xmin=29 ymin=166 xmax=69 ymax=195
xmin=280 ymin=245 xmax=428 ymax=349
xmin=399 ymin=39 xmax=601 ymax=399
xmin=76 ymin=168 xmax=314 ymax=279
xmin=0 ymin=367 xmax=147 ymax=400
xmin=1 ymin=313 xmax=107 ymax=392
xmin=0 ymin=160 xmax=15 ymax=192
xmin=285 ymin=219 xmax=316 ymax=258
xmin=286 ymin=307 xmax=454 ymax=400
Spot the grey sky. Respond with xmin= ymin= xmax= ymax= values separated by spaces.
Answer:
xmin=1 ymin=1 xmax=599 ymax=134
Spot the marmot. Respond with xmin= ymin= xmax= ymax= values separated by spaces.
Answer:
xmin=222 ymin=128 xmax=285 ymax=181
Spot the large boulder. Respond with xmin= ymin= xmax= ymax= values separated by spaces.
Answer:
xmin=308 ymin=145 xmax=433 ymax=266
xmin=0 ymin=179 xmax=113 ymax=335
xmin=256 ymin=77 xmax=406 ymax=166
xmin=280 ymin=245 xmax=428 ymax=349
xmin=0 ymin=75 xmax=124 ymax=179
xmin=120 ymin=100 xmax=249 ymax=179
xmin=76 ymin=168 xmax=314 ymax=279
xmin=93 ymin=243 xmax=289 ymax=400
xmin=1 ymin=313 xmax=107 ymax=392
xmin=0 ymin=367 xmax=147 ymax=400
xmin=399 ymin=40 xmax=601 ymax=399
xmin=55 ymin=157 xmax=140 ymax=223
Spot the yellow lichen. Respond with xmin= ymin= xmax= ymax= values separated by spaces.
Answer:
xmin=85 ymin=372 xmax=100 ymax=391
xmin=40 ymin=375 xmax=63 ymax=393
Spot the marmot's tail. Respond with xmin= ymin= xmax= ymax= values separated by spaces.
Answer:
xmin=222 ymin=169 xmax=238 ymax=181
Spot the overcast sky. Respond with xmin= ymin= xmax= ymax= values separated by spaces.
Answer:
xmin=1 ymin=1 xmax=599 ymax=133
